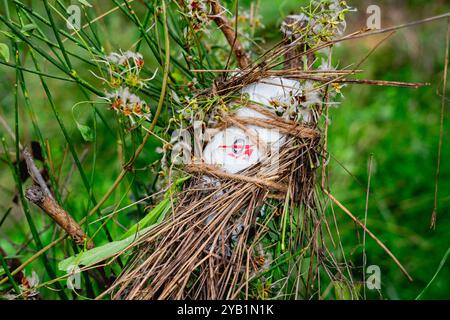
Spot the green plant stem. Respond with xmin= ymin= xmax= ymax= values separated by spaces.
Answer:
xmin=0 ymin=1 xmax=172 ymax=283
xmin=42 ymin=0 xmax=73 ymax=70
xmin=4 ymin=49 xmax=68 ymax=298
xmin=0 ymin=252 xmax=21 ymax=296
xmin=115 ymin=0 xmax=190 ymax=78
xmin=29 ymin=50 xmax=113 ymax=243
xmin=416 ymin=247 xmax=450 ymax=300
xmin=13 ymin=0 xmax=102 ymax=61
xmin=0 ymin=60 xmax=74 ymax=82
xmin=84 ymin=0 xmax=172 ymax=223
xmin=0 ymin=14 xmax=104 ymax=97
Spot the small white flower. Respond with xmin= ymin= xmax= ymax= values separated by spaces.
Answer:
xmin=318 ymin=57 xmax=334 ymax=72
xmin=27 ymin=271 xmax=40 ymax=288
xmin=302 ymin=81 xmax=322 ymax=108
xmin=105 ymin=86 xmax=151 ymax=122
xmin=124 ymin=51 xmax=143 ymax=60
xmin=101 ymin=50 xmax=145 ymax=74
xmin=105 ymin=52 xmax=121 ymax=64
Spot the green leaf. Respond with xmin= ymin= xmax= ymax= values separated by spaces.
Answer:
xmin=77 ymin=0 xmax=92 ymax=7
xmin=58 ymin=226 xmax=152 ymax=271
xmin=58 ymin=176 xmax=190 ymax=272
xmin=76 ymin=122 xmax=93 ymax=142
xmin=0 ymin=43 xmax=10 ymax=63
xmin=120 ymin=176 xmax=190 ymax=239
xmin=20 ymin=24 xmax=37 ymax=33
xmin=121 ymin=198 xmax=170 ymax=240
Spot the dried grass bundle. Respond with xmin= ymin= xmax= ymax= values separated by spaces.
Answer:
xmin=107 ymin=130 xmax=345 ymax=299
xmin=98 ymin=3 xmax=422 ymax=300
xmin=103 ymin=13 xmax=348 ymax=297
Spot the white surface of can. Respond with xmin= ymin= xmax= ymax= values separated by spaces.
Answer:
xmin=203 ymin=77 xmax=301 ymax=173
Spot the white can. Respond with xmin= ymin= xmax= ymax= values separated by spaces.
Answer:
xmin=203 ymin=77 xmax=302 ymax=173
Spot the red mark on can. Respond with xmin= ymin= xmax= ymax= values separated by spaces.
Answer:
xmin=219 ymin=144 xmax=254 ymax=159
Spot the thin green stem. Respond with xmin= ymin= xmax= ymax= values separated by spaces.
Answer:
xmin=84 ymin=0 xmax=171 ymax=227
xmin=4 ymin=55 xmax=67 ymax=297
xmin=0 ymin=252 xmax=21 ymax=297
xmin=29 ymin=50 xmax=113 ymax=243
xmin=43 ymin=0 xmax=73 ymax=70
xmin=0 ymin=60 xmax=74 ymax=82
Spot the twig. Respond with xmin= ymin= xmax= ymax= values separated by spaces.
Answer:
xmin=22 ymin=148 xmax=53 ymax=200
xmin=185 ymin=163 xmax=288 ymax=192
xmin=289 ymin=77 xmax=429 ymax=88
xmin=209 ymin=0 xmax=250 ymax=69
xmin=23 ymin=147 xmax=92 ymax=247
xmin=352 ymin=12 xmax=450 ymax=41
xmin=314 ymin=31 xmax=396 ymax=94
xmin=279 ymin=13 xmax=450 ymax=70
xmin=430 ymin=17 xmax=450 ymax=229
xmin=281 ymin=14 xmax=314 ymax=70
xmin=363 ymin=154 xmax=373 ymax=299
xmin=25 ymin=185 xmax=94 ymax=249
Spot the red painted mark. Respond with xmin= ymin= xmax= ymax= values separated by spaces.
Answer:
xmin=219 ymin=144 xmax=254 ymax=159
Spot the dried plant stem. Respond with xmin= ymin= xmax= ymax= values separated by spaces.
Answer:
xmin=186 ymin=163 xmax=288 ymax=192
xmin=225 ymin=116 xmax=319 ymax=139
xmin=22 ymin=148 xmax=52 ymax=199
xmin=430 ymin=17 xmax=450 ymax=229
xmin=352 ymin=13 xmax=450 ymax=41
xmin=23 ymin=147 xmax=92 ymax=248
xmin=25 ymin=185 xmax=94 ymax=249
xmin=323 ymin=189 xmax=413 ymax=282
xmin=209 ymin=0 xmax=250 ymax=69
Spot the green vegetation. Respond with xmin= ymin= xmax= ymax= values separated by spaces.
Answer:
xmin=0 ymin=0 xmax=448 ymax=300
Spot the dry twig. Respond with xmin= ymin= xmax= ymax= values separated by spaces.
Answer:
xmin=25 ymin=185 xmax=94 ymax=249
xmin=22 ymin=147 xmax=93 ymax=249
xmin=209 ymin=0 xmax=250 ymax=69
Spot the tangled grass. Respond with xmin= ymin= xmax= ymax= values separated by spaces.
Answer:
xmin=0 ymin=0 xmax=448 ymax=300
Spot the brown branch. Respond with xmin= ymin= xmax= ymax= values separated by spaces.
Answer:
xmin=25 ymin=185 xmax=94 ymax=249
xmin=281 ymin=14 xmax=314 ymax=70
xmin=209 ymin=0 xmax=250 ymax=69
xmin=22 ymin=146 xmax=93 ymax=248
xmin=22 ymin=148 xmax=52 ymax=199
